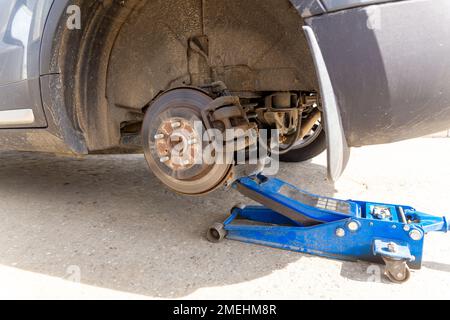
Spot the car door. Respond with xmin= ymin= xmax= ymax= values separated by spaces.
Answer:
xmin=0 ymin=0 xmax=53 ymax=128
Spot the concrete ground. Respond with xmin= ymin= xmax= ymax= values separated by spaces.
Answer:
xmin=0 ymin=138 xmax=449 ymax=300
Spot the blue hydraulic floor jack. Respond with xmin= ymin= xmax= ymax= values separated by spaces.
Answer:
xmin=207 ymin=175 xmax=449 ymax=283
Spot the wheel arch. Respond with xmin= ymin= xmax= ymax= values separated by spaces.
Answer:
xmin=40 ymin=0 xmax=321 ymax=153
xmin=40 ymin=0 xmax=143 ymax=152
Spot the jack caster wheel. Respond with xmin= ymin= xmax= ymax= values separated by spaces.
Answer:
xmin=383 ymin=258 xmax=411 ymax=284
xmin=207 ymin=223 xmax=227 ymax=243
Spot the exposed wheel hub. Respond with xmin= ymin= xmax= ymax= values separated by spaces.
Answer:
xmin=154 ymin=118 xmax=200 ymax=171
xmin=142 ymin=88 xmax=232 ymax=195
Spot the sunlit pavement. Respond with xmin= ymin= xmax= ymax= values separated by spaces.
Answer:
xmin=0 ymin=138 xmax=449 ymax=299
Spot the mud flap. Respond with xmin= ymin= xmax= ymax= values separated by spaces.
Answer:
xmin=302 ymin=26 xmax=350 ymax=181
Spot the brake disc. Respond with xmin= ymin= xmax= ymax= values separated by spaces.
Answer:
xmin=142 ymin=88 xmax=233 ymax=195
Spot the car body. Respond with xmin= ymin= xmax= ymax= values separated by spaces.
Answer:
xmin=1 ymin=0 xmax=450 ymax=183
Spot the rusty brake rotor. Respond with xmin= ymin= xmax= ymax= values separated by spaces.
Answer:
xmin=142 ymin=88 xmax=233 ymax=195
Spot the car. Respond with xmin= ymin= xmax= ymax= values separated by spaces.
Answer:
xmin=1 ymin=0 xmax=449 ymax=195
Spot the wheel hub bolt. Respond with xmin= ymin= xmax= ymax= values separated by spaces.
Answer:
xmin=160 ymin=156 xmax=170 ymax=163
xmin=154 ymin=133 xmax=165 ymax=140
xmin=188 ymin=138 xmax=198 ymax=145
xmin=171 ymin=122 xmax=181 ymax=129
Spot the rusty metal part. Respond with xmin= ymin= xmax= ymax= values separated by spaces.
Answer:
xmin=265 ymin=92 xmax=299 ymax=110
xmin=258 ymin=92 xmax=303 ymax=155
xmin=202 ymin=95 xmax=258 ymax=152
xmin=261 ymin=92 xmax=301 ymax=138
xmin=262 ymin=110 xmax=300 ymax=137
xmin=299 ymin=109 xmax=321 ymax=140
xmin=142 ymin=88 xmax=232 ymax=195
xmin=154 ymin=118 xmax=201 ymax=171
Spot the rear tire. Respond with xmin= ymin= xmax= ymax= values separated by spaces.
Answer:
xmin=280 ymin=130 xmax=326 ymax=163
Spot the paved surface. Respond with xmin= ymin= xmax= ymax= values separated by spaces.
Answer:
xmin=0 ymin=138 xmax=449 ymax=299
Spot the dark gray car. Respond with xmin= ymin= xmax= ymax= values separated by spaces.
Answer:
xmin=1 ymin=0 xmax=449 ymax=194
